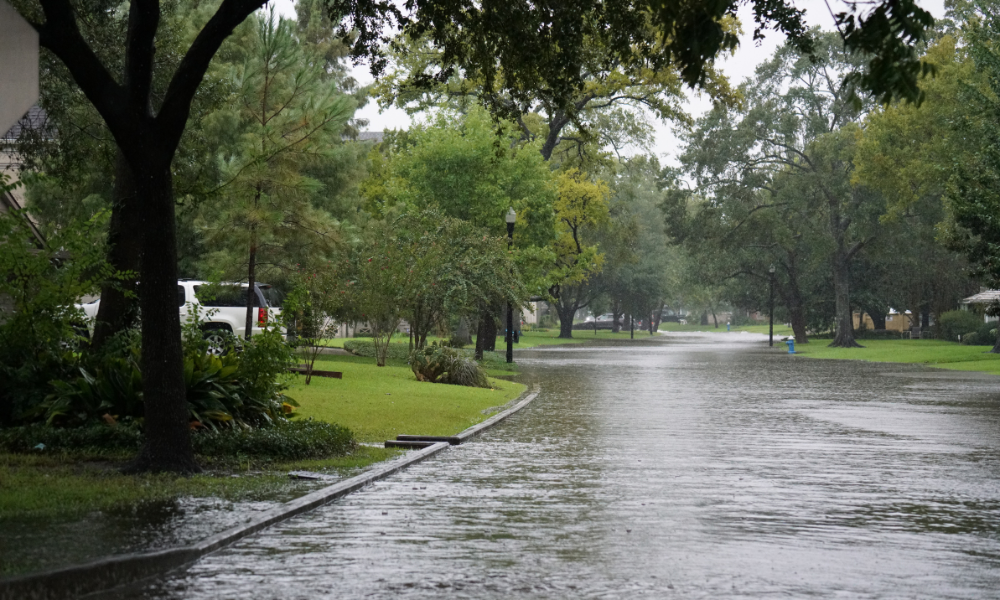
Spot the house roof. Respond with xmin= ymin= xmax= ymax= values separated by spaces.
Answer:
xmin=961 ymin=290 xmax=1000 ymax=304
xmin=1 ymin=105 xmax=49 ymax=142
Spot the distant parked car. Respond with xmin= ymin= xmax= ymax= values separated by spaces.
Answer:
xmin=77 ymin=280 xmax=282 ymax=348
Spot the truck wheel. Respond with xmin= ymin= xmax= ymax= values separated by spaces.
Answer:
xmin=202 ymin=324 xmax=235 ymax=356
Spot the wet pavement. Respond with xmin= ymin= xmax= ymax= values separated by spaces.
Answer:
xmin=121 ymin=332 xmax=1000 ymax=599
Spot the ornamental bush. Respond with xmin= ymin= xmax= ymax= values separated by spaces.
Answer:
xmin=37 ymin=322 xmax=296 ymax=429
xmin=937 ymin=310 xmax=984 ymax=342
xmin=408 ymin=343 xmax=490 ymax=388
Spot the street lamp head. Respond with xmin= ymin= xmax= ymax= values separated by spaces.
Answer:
xmin=505 ymin=207 xmax=517 ymax=224
xmin=769 ymin=264 xmax=776 ymax=274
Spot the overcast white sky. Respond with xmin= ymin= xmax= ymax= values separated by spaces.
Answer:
xmin=269 ymin=0 xmax=946 ymax=163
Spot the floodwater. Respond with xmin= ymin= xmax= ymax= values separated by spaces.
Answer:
xmin=123 ymin=332 xmax=1000 ymax=599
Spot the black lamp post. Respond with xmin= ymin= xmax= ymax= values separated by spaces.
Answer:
xmin=506 ymin=208 xmax=516 ymax=364
xmin=768 ymin=264 xmax=776 ymax=347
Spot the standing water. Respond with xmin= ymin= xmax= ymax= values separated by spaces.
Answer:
xmin=125 ymin=333 xmax=1000 ymax=599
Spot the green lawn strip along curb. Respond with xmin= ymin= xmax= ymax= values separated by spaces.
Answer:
xmin=393 ymin=383 xmax=542 ymax=446
xmin=289 ymin=355 xmax=526 ymax=444
xmin=0 ymin=384 xmax=543 ymax=600
xmin=789 ymin=339 xmax=1000 ymax=376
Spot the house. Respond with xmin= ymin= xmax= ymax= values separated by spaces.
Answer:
xmin=960 ymin=290 xmax=1000 ymax=322
xmin=852 ymin=309 xmax=914 ymax=333
xmin=1 ymin=105 xmax=47 ymax=248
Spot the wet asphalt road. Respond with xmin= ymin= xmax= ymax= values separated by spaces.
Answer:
xmin=123 ymin=332 xmax=1000 ymax=599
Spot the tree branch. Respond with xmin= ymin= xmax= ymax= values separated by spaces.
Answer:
xmin=32 ymin=0 xmax=130 ymax=139
xmin=157 ymin=0 xmax=268 ymax=155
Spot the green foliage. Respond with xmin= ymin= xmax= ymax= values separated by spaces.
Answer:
xmin=0 ymin=207 xmax=112 ymax=426
xmin=283 ymin=268 xmax=349 ymax=384
xmin=343 ymin=339 xmax=411 ymax=361
xmin=38 ymin=324 xmax=296 ymax=430
xmin=234 ymin=327 xmax=297 ymax=423
xmin=190 ymin=419 xmax=354 ymax=460
xmin=336 ymin=0 xmax=930 ymax=120
xmin=393 ymin=210 xmax=529 ymax=348
xmin=409 ymin=343 xmax=490 ymax=387
xmin=936 ymin=310 xmax=984 ymax=342
xmin=0 ymin=423 xmax=143 ymax=455
xmin=0 ymin=420 xmax=353 ymax=461
xmin=371 ymin=108 xmax=557 ymax=298
xmin=198 ymin=8 xmax=356 ymax=291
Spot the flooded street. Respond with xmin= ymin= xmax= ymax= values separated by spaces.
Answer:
xmin=127 ymin=333 xmax=1000 ymax=599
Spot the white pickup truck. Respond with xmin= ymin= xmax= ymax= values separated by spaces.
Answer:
xmin=78 ymin=279 xmax=282 ymax=342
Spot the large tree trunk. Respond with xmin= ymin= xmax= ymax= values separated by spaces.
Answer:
xmin=991 ymin=325 xmax=1000 ymax=354
xmin=868 ymin=311 xmax=887 ymax=330
xmin=482 ymin=309 xmax=498 ymax=351
xmin=789 ymin=306 xmax=809 ymax=344
xmin=124 ymin=166 xmax=199 ymax=474
xmin=830 ymin=246 xmax=862 ymax=348
xmin=611 ymin=297 xmax=622 ymax=333
xmin=90 ymin=152 xmax=142 ymax=350
xmin=651 ymin=301 xmax=665 ymax=333
xmin=555 ymin=301 xmax=576 ymax=338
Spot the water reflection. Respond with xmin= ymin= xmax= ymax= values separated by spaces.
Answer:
xmin=125 ymin=332 xmax=1000 ymax=599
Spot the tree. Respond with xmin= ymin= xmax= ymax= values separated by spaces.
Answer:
xmin=853 ymin=35 xmax=975 ymax=336
xmin=676 ymin=33 xmax=882 ymax=347
xmin=372 ymin=108 xmax=556 ymax=354
xmin=283 ymin=266 xmax=348 ymax=385
xmin=335 ymin=0 xmax=936 ymax=117
xmin=199 ymin=9 xmax=355 ymax=339
xmin=549 ymin=168 xmax=610 ymax=338
xmin=396 ymin=211 xmax=528 ymax=350
xmin=371 ymin=30 xmax=733 ymax=164
xmin=938 ymin=0 xmax=1000 ymax=350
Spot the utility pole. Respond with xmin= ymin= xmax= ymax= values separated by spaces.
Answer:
xmin=768 ymin=264 xmax=776 ymax=347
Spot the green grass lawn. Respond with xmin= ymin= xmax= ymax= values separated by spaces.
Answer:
xmin=657 ymin=322 xmax=796 ymax=336
xmin=287 ymin=354 xmax=527 ymax=443
xmin=791 ymin=339 xmax=1000 ymax=376
xmin=0 ymin=446 xmax=399 ymax=524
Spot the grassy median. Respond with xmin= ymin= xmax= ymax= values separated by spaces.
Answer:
xmin=288 ymin=354 xmax=526 ymax=443
xmin=789 ymin=339 xmax=1000 ymax=376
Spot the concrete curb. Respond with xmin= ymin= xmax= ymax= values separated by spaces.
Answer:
xmin=0 ymin=383 xmax=542 ymax=600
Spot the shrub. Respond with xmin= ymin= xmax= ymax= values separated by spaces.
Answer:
xmin=0 ymin=423 xmax=144 ymax=454
xmin=974 ymin=322 xmax=999 ymax=346
xmin=408 ymin=343 xmax=490 ymax=387
xmin=39 ymin=324 xmax=296 ymax=429
xmin=190 ymin=420 xmax=355 ymax=460
xmin=0 ymin=420 xmax=355 ymax=461
xmin=445 ymin=335 xmax=468 ymax=348
xmin=938 ymin=310 xmax=984 ymax=342
xmin=0 ymin=208 xmax=111 ymax=426
xmin=343 ymin=339 xmax=410 ymax=361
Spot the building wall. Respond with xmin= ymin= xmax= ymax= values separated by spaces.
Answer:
xmin=852 ymin=312 xmax=913 ymax=332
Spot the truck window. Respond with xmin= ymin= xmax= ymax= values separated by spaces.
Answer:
xmin=195 ymin=285 xmax=262 ymax=307
xmin=178 ymin=285 xmax=185 ymax=307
